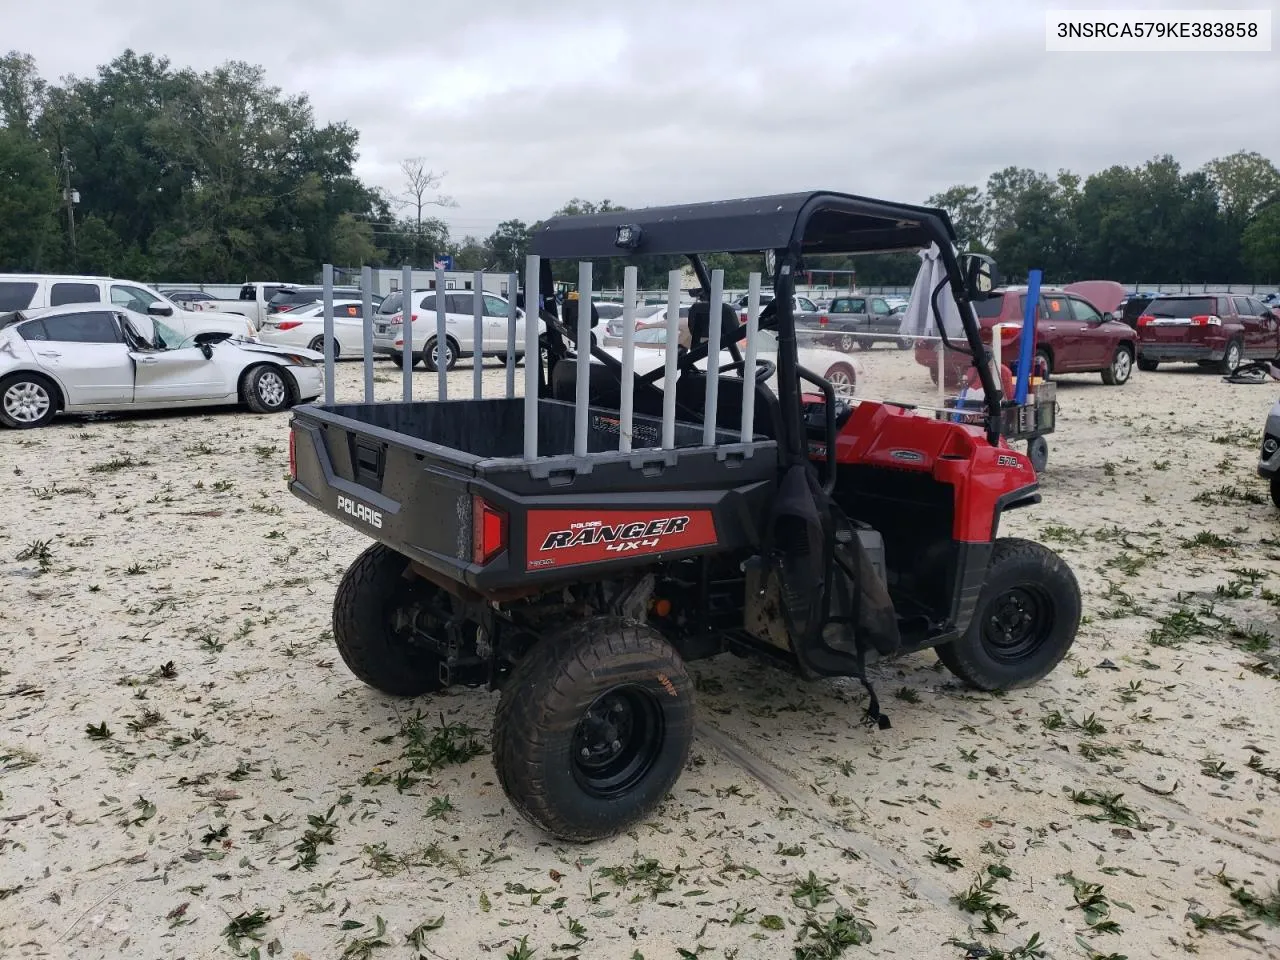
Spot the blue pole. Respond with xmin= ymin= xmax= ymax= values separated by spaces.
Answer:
xmin=1014 ymin=269 xmax=1042 ymax=405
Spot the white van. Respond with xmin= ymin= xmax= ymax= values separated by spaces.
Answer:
xmin=0 ymin=274 xmax=257 ymax=342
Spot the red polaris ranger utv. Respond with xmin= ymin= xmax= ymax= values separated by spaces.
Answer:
xmin=287 ymin=192 xmax=1082 ymax=842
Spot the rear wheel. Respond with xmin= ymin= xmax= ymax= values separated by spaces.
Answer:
xmin=1137 ymin=356 xmax=1159 ymax=372
xmin=857 ymin=336 xmax=874 ymax=350
xmin=422 ymin=336 xmax=458 ymax=372
xmin=838 ymin=333 xmax=855 ymax=353
xmin=0 ymin=372 xmax=58 ymax=429
xmin=492 ymin=617 xmax=694 ymax=842
xmin=332 ymin=543 xmax=445 ymax=697
xmin=1101 ymin=344 xmax=1133 ymax=385
xmin=242 ymin=365 xmax=293 ymax=414
xmin=936 ymin=537 xmax=1081 ymax=691
xmin=308 ymin=335 xmax=341 ymax=359
xmin=897 ymin=336 xmax=914 ymax=350
xmin=1218 ymin=339 xmax=1243 ymax=375
xmin=1027 ymin=435 xmax=1049 ymax=473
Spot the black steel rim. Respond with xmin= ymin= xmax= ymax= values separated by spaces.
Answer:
xmin=981 ymin=584 xmax=1052 ymax=663
xmin=571 ymin=685 xmax=664 ymax=799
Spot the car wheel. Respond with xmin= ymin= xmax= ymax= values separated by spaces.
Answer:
xmin=332 ymin=543 xmax=445 ymax=697
xmin=1101 ymin=344 xmax=1133 ymax=385
xmin=936 ymin=537 xmax=1081 ymax=691
xmin=491 ymin=617 xmax=694 ymax=842
xmin=242 ymin=364 xmax=293 ymax=414
xmin=1271 ymin=475 xmax=1280 ymax=510
xmin=422 ymin=336 xmax=458 ymax=372
xmin=824 ymin=363 xmax=856 ymax=398
xmin=838 ymin=333 xmax=855 ymax=352
xmin=1218 ymin=340 xmax=1243 ymax=375
xmin=857 ymin=336 xmax=874 ymax=351
xmin=308 ymin=335 xmax=340 ymax=360
xmin=0 ymin=372 xmax=58 ymax=429
xmin=1137 ymin=356 xmax=1159 ymax=372
xmin=897 ymin=337 xmax=914 ymax=350
xmin=1027 ymin=435 xmax=1049 ymax=473
xmin=1034 ymin=348 xmax=1053 ymax=380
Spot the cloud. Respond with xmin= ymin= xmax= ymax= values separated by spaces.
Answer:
xmin=7 ymin=0 xmax=1277 ymax=239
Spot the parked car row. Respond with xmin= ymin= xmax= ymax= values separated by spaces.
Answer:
xmin=0 ymin=303 xmax=321 ymax=429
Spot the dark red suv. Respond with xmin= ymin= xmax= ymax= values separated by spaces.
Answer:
xmin=914 ymin=287 xmax=1138 ymax=388
xmin=1135 ymin=294 xmax=1279 ymax=373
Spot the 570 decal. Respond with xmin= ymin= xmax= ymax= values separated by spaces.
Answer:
xmin=526 ymin=510 xmax=717 ymax=570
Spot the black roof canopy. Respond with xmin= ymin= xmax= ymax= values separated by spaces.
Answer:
xmin=530 ymin=191 xmax=959 ymax=260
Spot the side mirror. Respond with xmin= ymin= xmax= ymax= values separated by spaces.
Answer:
xmin=1101 ymin=312 xmax=1115 ymax=323
xmin=193 ymin=331 xmax=231 ymax=349
xmin=960 ymin=253 xmax=999 ymax=301
xmin=148 ymin=303 xmax=174 ymax=317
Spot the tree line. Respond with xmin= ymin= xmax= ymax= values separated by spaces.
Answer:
xmin=1 ymin=49 xmax=1277 ymax=288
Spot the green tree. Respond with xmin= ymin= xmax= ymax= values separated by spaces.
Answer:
xmin=925 ymin=184 xmax=989 ymax=251
xmin=0 ymin=50 xmax=45 ymax=132
xmin=486 ymin=219 xmax=531 ymax=273
xmin=0 ymin=125 xmax=59 ymax=269
xmin=330 ymin=213 xmax=378 ymax=267
xmin=1242 ymin=199 xmax=1280 ymax=280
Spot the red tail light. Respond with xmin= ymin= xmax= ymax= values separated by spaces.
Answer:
xmin=288 ymin=430 xmax=296 ymax=478
xmin=1191 ymin=315 xmax=1222 ymax=326
xmin=472 ymin=495 xmax=507 ymax=565
xmin=1137 ymin=314 xmax=1155 ymax=327
xmin=276 ymin=321 xmax=303 ymax=330
xmin=819 ymin=315 xmax=829 ymax=325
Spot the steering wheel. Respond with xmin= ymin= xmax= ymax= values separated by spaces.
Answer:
xmin=718 ymin=357 xmax=776 ymax=381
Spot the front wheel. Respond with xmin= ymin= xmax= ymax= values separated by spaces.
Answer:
xmin=897 ymin=336 xmax=914 ymax=350
xmin=492 ymin=617 xmax=695 ymax=842
xmin=242 ymin=365 xmax=293 ymax=414
xmin=824 ymin=363 xmax=856 ymax=398
xmin=1101 ymin=345 xmax=1133 ymax=385
xmin=1218 ymin=340 xmax=1243 ymax=375
xmin=936 ymin=537 xmax=1081 ymax=691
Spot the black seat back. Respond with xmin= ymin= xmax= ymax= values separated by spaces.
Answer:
xmin=686 ymin=301 xmax=744 ymax=351
xmin=676 ymin=369 xmax=782 ymax=440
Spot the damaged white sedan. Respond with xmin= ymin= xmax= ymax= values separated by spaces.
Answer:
xmin=0 ymin=303 xmax=323 ymax=429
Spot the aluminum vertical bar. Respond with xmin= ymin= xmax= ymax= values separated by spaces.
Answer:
xmin=660 ymin=270 xmax=680 ymax=449
xmin=472 ymin=270 xmax=484 ymax=399
xmin=322 ymin=264 xmax=335 ymax=404
xmin=401 ymin=264 xmax=413 ymax=402
xmin=618 ymin=266 xmax=638 ymax=451
xmin=574 ymin=262 xmax=593 ymax=458
xmin=740 ymin=272 xmax=761 ymax=446
xmin=435 ymin=267 xmax=447 ymax=399
xmin=702 ymin=269 xmax=725 ymax=445
xmin=523 ymin=255 xmax=540 ymax=460
xmin=361 ymin=265 xmax=374 ymax=402
xmin=505 ymin=272 xmax=517 ymax=398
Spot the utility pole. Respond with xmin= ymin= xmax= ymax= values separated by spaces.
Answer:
xmin=60 ymin=147 xmax=78 ymax=269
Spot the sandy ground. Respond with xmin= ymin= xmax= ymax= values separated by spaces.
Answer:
xmin=2 ymin=346 xmax=1280 ymax=960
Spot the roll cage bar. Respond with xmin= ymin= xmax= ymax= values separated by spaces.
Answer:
xmin=529 ymin=191 xmax=1002 ymax=457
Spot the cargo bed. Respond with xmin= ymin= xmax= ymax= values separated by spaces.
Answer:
xmin=289 ymin=397 xmax=779 ymax=592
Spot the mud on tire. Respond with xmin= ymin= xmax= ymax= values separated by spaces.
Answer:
xmin=936 ymin=537 xmax=1081 ymax=691
xmin=492 ymin=616 xmax=695 ymax=842
xmin=332 ymin=543 xmax=444 ymax=697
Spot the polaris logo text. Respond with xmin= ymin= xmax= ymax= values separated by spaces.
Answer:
xmin=337 ymin=495 xmax=383 ymax=529
xmin=540 ymin=516 xmax=690 ymax=552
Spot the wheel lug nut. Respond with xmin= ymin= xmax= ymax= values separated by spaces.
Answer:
xmin=611 ymin=739 xmax=621 ymax=750
xmin=580 ymin=747 xmax=590 ymax=757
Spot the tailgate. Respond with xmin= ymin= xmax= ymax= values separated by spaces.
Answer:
xmin=288 ymin=407 xmax=479 ymax=578
xmin=1141 ymin=318 xmax=1195 ymax=344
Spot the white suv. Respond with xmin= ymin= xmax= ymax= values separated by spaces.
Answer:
xmin=0 ymin=274 xmax=257 ymax=342
xmin=371 ymin=289 xmax=540 ymax=371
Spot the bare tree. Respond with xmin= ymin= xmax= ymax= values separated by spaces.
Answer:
xmin=396 ymin=158 xmax=456 ymax=265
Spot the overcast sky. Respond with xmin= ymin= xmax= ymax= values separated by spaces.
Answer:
xmin=7 ymin=0 xmax=1278 ymax=239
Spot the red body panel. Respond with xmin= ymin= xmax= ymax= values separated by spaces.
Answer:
xmin=525 ymin=509 xmax=718 ymax=571
xmin=811 ymin=401 xmax=1037 ymax=543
